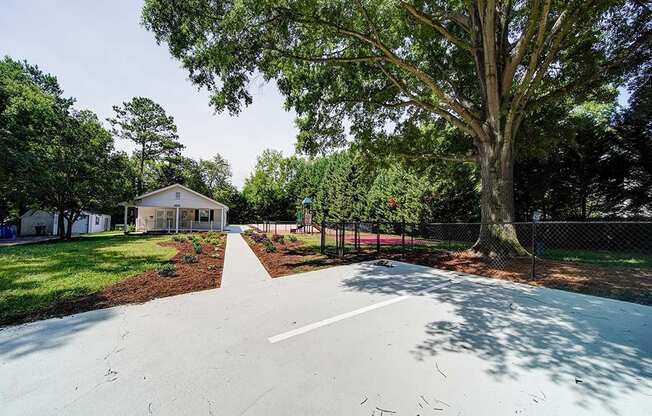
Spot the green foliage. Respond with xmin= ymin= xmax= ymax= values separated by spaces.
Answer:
xmin=142 ymin=0 xmax=649 ymax=233
xmin=172 ymin=234 xmax=188 ymax=242
xmin=182 ymin=254 xmax=198 ymax=263
xmin=108 ymin=97 xmax=184 ymax=194
xmin=192 ymin=239 xmax=203 ymax=254
xmin=288 ymin=234 xmax=297 ymax=242
xmin=242 ymin=150 xmax=298 ymax=219
xmin=264 ymin=240 xmax=276 ymax=253
xmin=271 ymin=234 xmax=284 ymax=244
xmin=157 ymin=263 xmax=177 ymax=277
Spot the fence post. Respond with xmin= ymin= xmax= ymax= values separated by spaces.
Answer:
xmin=340 ymin=221 xmax=345 ymax=257
xmin=320 ymin=220 xmax=325 ymax=254
xmin=354 ymin=222 xmax=359 ymax=251
xmin=376 ymin=221 xmax=381 ymax=254
xmin=531 ymin=221 xmax=537 ymax=279
xmin=401 ymin=220 xmax=406 ymax=258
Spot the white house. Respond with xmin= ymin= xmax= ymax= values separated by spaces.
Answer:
xmin=20 ymin=210 xmax=111 ymax=236
xmin=121 ymin=184 xmax=229 ymax=233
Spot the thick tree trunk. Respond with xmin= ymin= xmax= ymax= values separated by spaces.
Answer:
xmin=57 ymin=207 xmax=66 ymax=239
xmin=66 ymin=219 xmax=73 ymax=239
xmin=472 ymin=142 xmax=528 ymax=256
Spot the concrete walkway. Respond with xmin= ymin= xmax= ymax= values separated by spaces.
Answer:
xmin=220 ymin=226 xmax=270 ymax=289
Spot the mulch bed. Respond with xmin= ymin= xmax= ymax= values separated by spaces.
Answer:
xmin=244 ymin=233 xmax=651 ymax=305
xmin=1 ymin=237 xmax=226 ymax=326
xmin=243 ymin=234 xmax=372 ymax=277
xmin=391 ymin=250 xmax=652 ymax=306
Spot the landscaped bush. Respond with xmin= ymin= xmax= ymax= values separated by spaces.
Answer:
xmin=264 ymin=241 xmax=276 ymax=253
xmin=157 ymin=263 xmax=177 ymax=277
xmin=182 ymin=254 xmax=198 ymax=263
xmin=124 ymin=224 xmax=136 ymax=234
xmin=288 ymin=234 xmax=297 ymax=242
xmin=271 ymin=234 xmax=284 ymax=244
xmin=205 ymin=231 xmax=222 ymax=239
xmin=172 ymin=234 xmax=187 ymax=242
xmin=192 ymin=240 xmax=203 ymax=254
xmin=249 ymin=232 xmax=270 ymax=244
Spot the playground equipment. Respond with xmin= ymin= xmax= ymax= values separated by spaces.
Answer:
xmin=293 ymin=197 xmax=315 ymax=234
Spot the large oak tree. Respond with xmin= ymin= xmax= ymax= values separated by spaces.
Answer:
xmin=142 ymin=0 xmax=650 ymax=254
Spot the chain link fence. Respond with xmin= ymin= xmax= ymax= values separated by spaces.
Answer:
xmin=316 ymin=220 xmax=652 ymax=278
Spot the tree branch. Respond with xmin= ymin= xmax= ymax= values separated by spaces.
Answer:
xmin=400 ymin=1 xmax=472 ymax=52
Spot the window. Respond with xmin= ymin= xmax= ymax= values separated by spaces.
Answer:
xmin=199 ymin=209 xmax=210 ymax=222
xmin=95 ymin=216 xmax=100 ymax=225
xmin=175 ymin=191 xmax=181 ymax=200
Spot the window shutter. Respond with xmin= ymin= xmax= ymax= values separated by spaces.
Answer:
xmin=210 ymin=210 xmax=214 ymax=221
xmin=194 ymin=209 xmax=199 ymax=221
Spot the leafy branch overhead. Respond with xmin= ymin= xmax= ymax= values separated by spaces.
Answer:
xmin=143 ymin=0 xmax=649 ymax=150
xmin=142 ymin=0 xmax=649 ymax=253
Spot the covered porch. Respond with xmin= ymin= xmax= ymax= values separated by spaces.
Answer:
xmin=122 ymin=205 xmax=226 ymax=233
xmin=120 ymin=183 xmax=229 ymax=233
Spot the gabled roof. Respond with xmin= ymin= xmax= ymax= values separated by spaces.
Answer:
xmin=132 ymin=183 xmax=229 ymax=210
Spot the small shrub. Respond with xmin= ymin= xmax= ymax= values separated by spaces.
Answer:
xmin=124 ymin=224 xmax=136 ymax=234
xmin=271 ymin=234 xmax=285 ymax=244
xmin=182 ymin=254 xmax=198 ymax=263
xmin=207 ymin=264 xmax=219 ymax=271
xmin=288 ymin=234 xmax=297 ymax=242
xmin=157 ymin=263 xmax=177 ymax=277
xmin=249 ymin=232 xmax=270 ymax=244
xmin=172 ymin=235 xmax=187 ymax=242
xmin=210 ymin=252 xmax=221 ymax=259
xmin=205 ymin=231 xmax=222 ymax=239
xmin=264 ymin=241 xmax=276 ymax=253
xmin=192 ymin=240 xmax=203 ymax=254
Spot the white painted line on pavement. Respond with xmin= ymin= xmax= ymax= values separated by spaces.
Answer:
xmin=268 ymin=279 xmax=454 ymax=344
xmin=268 ymin=295 xmax=410 ymax=344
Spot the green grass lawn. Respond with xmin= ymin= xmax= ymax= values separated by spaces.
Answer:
xmin=0 ymin=232 xmax=176 ymax=321
xmin=542 ymin=248 xmax=652 ymax=269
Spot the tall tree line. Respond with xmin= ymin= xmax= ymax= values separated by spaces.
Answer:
xmin=242 ymin=85 xmax=651 ymax=224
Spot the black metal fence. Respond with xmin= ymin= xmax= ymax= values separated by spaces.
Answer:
xmin=249 ymin=219 xmax=652 ymax=278
xmin=318 ymin=220 xmax=652 ymax=277
xmin=250 ymin=220 xmax=318 ymax=235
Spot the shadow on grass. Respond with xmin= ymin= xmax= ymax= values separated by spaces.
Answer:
xmin=341 ymin=262 xmax=652 ymax=414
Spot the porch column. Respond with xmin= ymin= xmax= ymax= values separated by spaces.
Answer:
xmin=123 ymin=205 xmax=128 ymax=231
xmin=221 ymin=209 xmax=225 ymax=231
xmin=175 ymin=207 xmax=179 ymax=233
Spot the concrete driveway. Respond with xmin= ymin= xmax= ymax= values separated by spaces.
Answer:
xmin=1 ymin=234 xmax=650 ymax=415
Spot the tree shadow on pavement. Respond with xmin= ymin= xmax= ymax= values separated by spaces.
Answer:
xmin=0 ymin=308 xmax=115 ymax=360
xmin=341 ymin=261 xmax=652 ymax=414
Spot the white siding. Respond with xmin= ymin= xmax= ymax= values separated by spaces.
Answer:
xmin=138 ymin=185 xmax=225 ymax=210
xmin=20 ymin=211 xmax=54 ymax=236
xmin=22 ymin=211 xmax=109 ymax=236
xmin=88 ymin=214 xmax=111 ymax=233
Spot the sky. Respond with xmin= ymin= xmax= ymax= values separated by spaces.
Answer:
xmin=0 ymin=0 xmax=298 ymax=189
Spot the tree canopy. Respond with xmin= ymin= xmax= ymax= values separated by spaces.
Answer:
xmin=142 ymin=0 xmax=650 ymax=253
xmin=109 ymin=96 xmax=184 ymax=195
